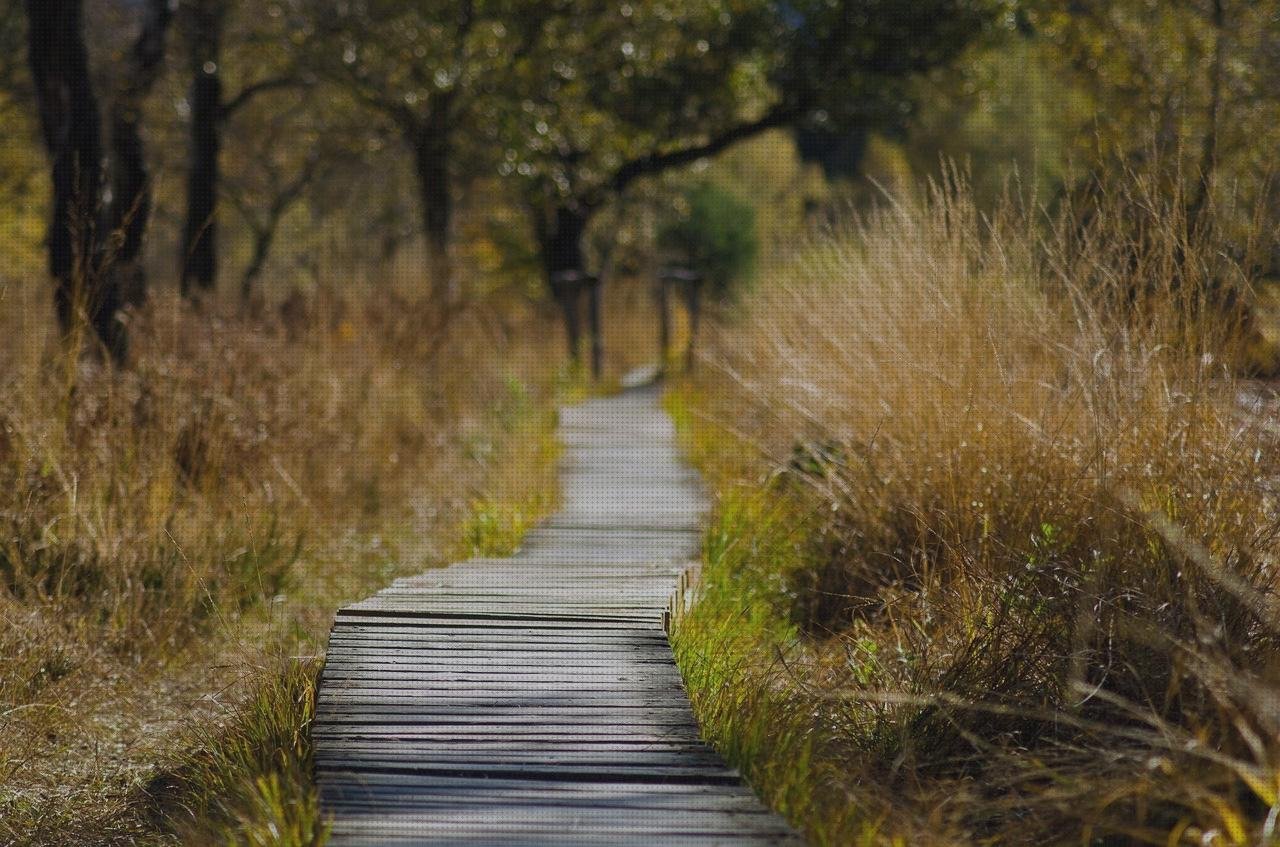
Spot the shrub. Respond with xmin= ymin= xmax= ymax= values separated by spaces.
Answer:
xmin=675 ymin=172 xmax=1280 ymax=844
xmin=658 ymin=181 xmax=759 ymax=299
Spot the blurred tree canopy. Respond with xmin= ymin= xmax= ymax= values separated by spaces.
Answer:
xmin=2 ymin=0 xmax=1278 ymax=365
xmin=658 ymin=181 xmax=758 ymax=298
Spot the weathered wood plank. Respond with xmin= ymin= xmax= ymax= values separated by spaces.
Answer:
xmin=315 ymin=760 xmax=743 ymax=781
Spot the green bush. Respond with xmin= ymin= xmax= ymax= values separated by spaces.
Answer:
xmin=659 ymin=182 xmax=759 ymax=299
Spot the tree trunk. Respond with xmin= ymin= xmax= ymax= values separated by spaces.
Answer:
xmin=539 ymin=204 xmax=591 ymax=363
xmin=25 ymin=0 xmax=126 ymax=360
xmin=655 ymin=275 xmax=671 ymax=370
xmin=106 ymin=0 xmax=173 ymax=307
xmin=240 ymin=225 xmax=274 ymax=304
xmin=410 ymin=105 xmax=454 ymax=305
xmin=1187 ymin=0 xmax=1225 ymax=232
xmin=179 ymin=1 xmax=224 ymax=296
xmin=587 ymin=276 xmax=603 ymax=379
xmin=684 ymin=281 xmax=702 ymax=372
xmin=238 ymin=174 xmax=314 ymax=306
xmin=556 ymin=291 xmax=582 ymax=363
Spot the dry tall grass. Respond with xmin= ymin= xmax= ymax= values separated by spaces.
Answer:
xmin=0 ymin=279 xmax=563 ymax=844
xmin=675 ymin=173 xmax=1280 ymax=844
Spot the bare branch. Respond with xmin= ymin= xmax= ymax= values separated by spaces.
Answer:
xmin=221 ymin=76 xmax=308 ymax=119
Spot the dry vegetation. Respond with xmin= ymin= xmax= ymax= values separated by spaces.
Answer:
xmin=672 ymin=173 xmax=1280 ymax=845
xmin=0 ymin=277 xmax=564 ymax=845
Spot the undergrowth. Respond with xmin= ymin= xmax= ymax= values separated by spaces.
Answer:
xmin=0 ymin=283 xmax=562 ymax=845
xmin=672 ymin=172 xmax=1280 ymax=845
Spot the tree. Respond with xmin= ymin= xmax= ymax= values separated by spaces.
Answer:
xmin=103 ymin=0 xmax=174 ymax=306
xmin=505 ymin=0 xmax=997 ymax=375
xmin=24 ymin=0 xmax=123 ymax=357
xmin=226 ymin=144 xmax=320 ymax=304
xmin=177 ymin=0 xmax=225 ymax=295
xmin=499 ymin=0 xmax=773 ymax=369
xmin=657 ymin=181 xmax=758 ymax=368
xmin=1022 ymin=0 xmax=1279 ymax=205
xmin=0 ymin=0 xmax=28 ymax=98
xmin=223 ymin=85 xmax=370 ymax=304
xmin=303 ymin=0 xmax=552 ymax=305
xmin=24 ymin=0 xmax=182 ymax=358
xmin=178 ymin=0 xmax=305 ymax=296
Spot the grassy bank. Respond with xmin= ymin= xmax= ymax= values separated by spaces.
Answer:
xmin=0 ymin=283 xmax=563 ymax=845
xmin=671 ymin=177 xmax=1280 ymax=845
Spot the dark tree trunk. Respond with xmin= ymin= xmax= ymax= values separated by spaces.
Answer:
xmin=240 ymin=226 xmax=274 ymax=303
xmin=655 ymin=275 xmax=671 ymax=369
xmin=556 ymin=290 xmax=583 ymax=363
xmin=410 ymin=102 xmax=454 ymax=304
xmin=25 ymin=0 xmax=125 ymax=360
xmin=684 ymin=281 xmax=703 ymax=371
xmin=586 ymin=275 xmax=603 ymax=379
xmin=1187 ymin=0 xmax=1225 ymax=232
xmin=106 ymin=0 xmax=173 ymax=306
xmin=179 ymin=1 xmax=224 ymax=296
xmin=540 ymin=204 xmax=591 ymax=363
xmin=238 ymin=167 xmax=316 ymax=305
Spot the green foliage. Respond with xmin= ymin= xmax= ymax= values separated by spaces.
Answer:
xmin=898 ymin=0 xmax=1280 ymax=240
xmin=771 ymin=0 xmax=1005 ymax=126
xmin=458 ymin=498 xmax=536 ymax=558
xmin=658 ymin=182 xmax=758 ymax=298
xmin=670 ymin=479 xmax=859 ymax=844
xmin=498 ymin=0 xmax=775 ymax=200
xmin=904 ymin=37 xmax=1091 ymax=206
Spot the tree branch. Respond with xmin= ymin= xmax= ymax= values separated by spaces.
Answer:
xmin=221 ymin=76 xmax=307 ymax=119
xmin=606 ymin=105 xmax=800 ymax=197
xmin=343 ymin=78 xmax=420 ymax=133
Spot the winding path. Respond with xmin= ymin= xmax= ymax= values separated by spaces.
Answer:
xmin=314 ymin=385 xmax=801 ymax=845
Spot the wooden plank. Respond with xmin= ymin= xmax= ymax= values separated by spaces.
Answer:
xmin=321 ymin=660 xmax=681 ymax=673
xmin=316 ymin=743 xmax=724 ymax=758
xmin=325 ymin=815 xmax=795 ymax=836
xmin=320 ymin=661 xmax=684 ymax=675
xmin=329 ymin=617 xmax=670 ymax=629
xmin=326 ymin=835 xmax=796 ymax=847
xmin=329 ymin=624 xmax=669 ymax=640
xmin=319 ymin=693 xmax=693 ymax=706
xmin=314 ymin=707 xmax=704 ymax=721
xmin=322 ymin=639 xmax=676 ymax=652
xmin=327 ymin=835 xmax=797 ymax=847
xmin=338 ymin=603 xmax=666 ymax=619
xmin=314 ymin=760 xmax=743 ymax=782
xmin=320 ymin=655 xmax=680 ymax=668
xmin=325 ymin=819 xmax=797 ymax=837
xmin=313 ymin=729 xmax=706 ymax=742
xmin=316 ymin=797 xmax=780 ymax=823
xmin=317 ymin=773 xmax=761 ymax=796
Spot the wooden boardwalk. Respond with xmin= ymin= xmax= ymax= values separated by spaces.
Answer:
xmin=314 ymin=386 xmax=802 ymax=845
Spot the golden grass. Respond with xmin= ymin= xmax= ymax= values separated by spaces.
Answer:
xmin=0 ymin=278 xmax=564 ymax=844
xmin=672 ymin=173 xmax=1280 ymax=845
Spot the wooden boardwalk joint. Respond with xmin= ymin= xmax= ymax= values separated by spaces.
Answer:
xmin=316 ymin=385 xmax=802 ymax=845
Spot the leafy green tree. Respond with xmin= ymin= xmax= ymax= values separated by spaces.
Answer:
xmin=1022 ymin=0 xmax=1280 ymax=226
xmin=300 ymin=0 xmax=553 ymax=304
xmin=657 ymin=181 xmax=758 ymax=367
xmin=502 ymin=0 xmax=999 ymax=373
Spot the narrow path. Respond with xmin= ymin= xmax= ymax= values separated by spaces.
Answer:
xmin=314 ymin=386 xmax=801 ymax=846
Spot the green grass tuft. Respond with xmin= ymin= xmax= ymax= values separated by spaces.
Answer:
xmin=143 ymin=659 xmax=328 ymax=847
